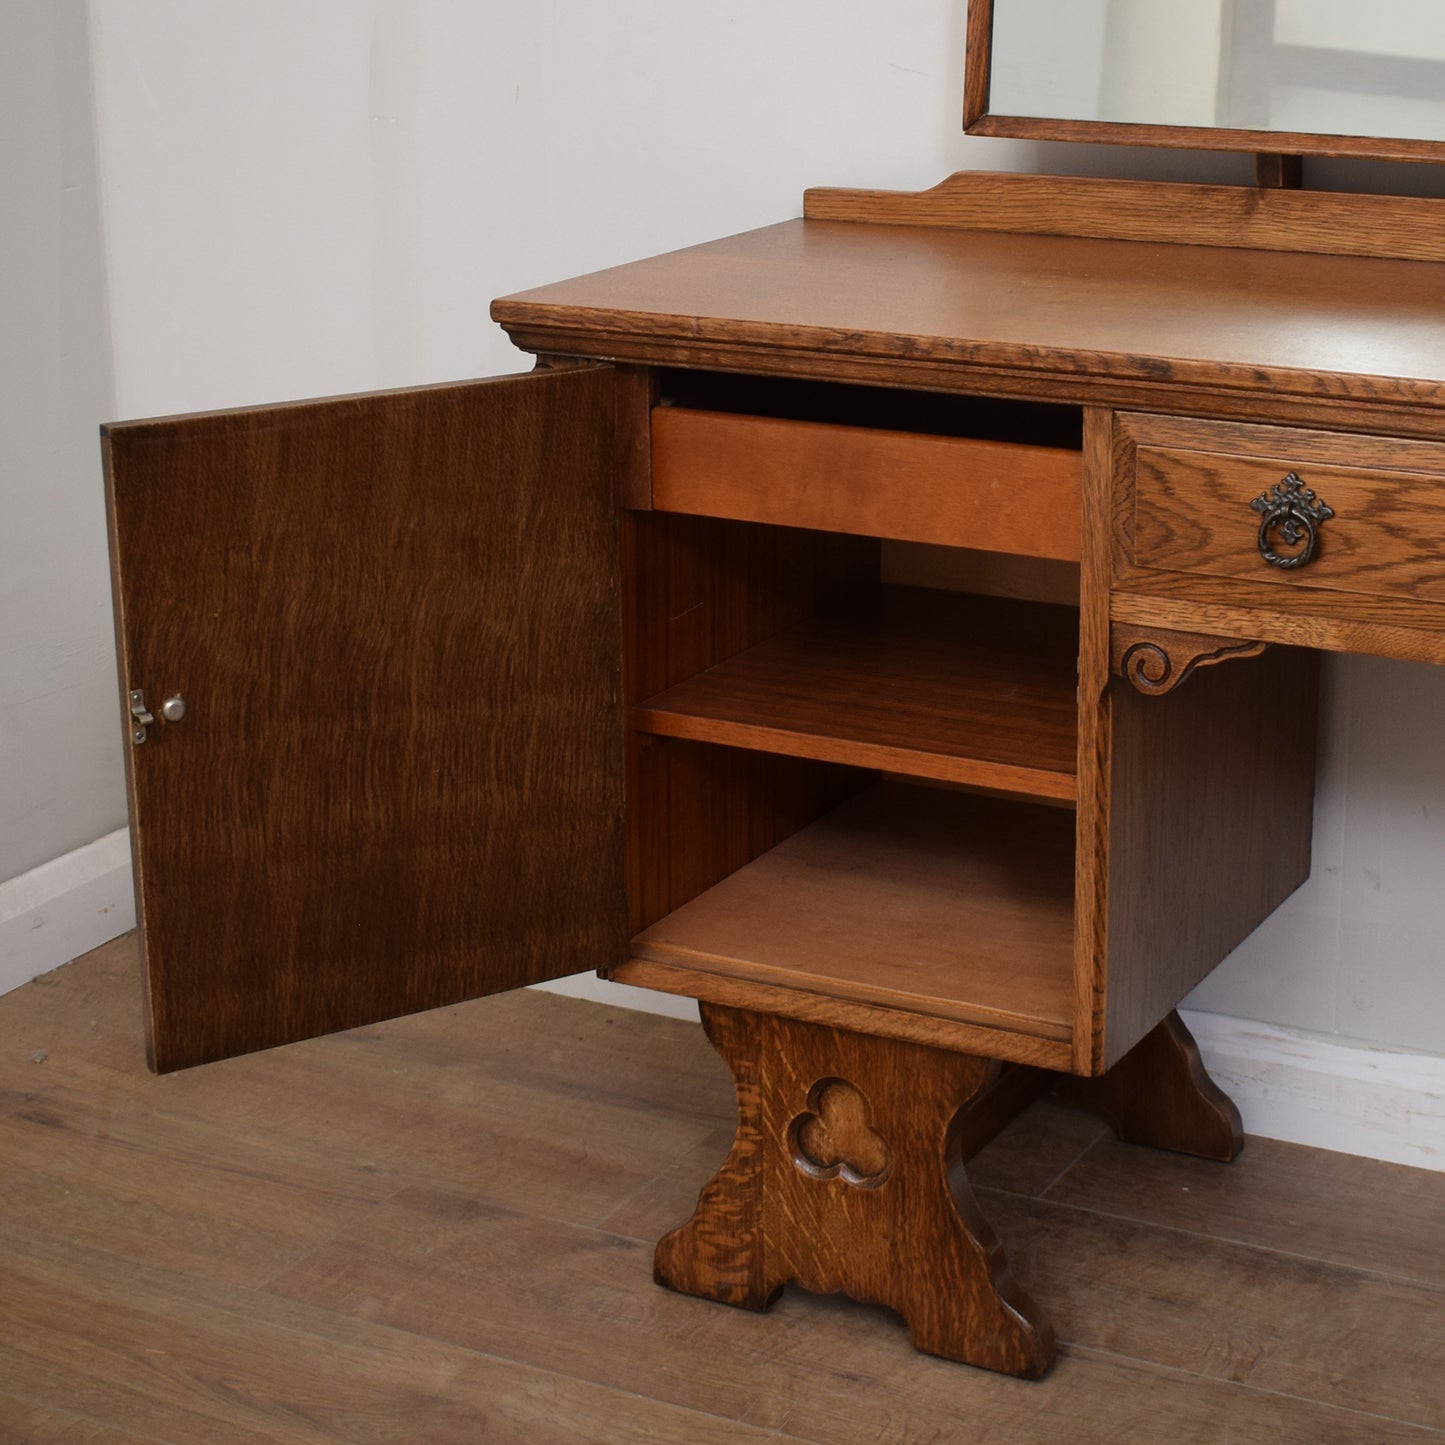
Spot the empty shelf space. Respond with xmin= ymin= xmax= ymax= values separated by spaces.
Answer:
xmin=630 ymin=782 xmax=1075 ymax=1042
xmin=632 ymin=588 xmax=1079 ymax=801
xmin=657 ymin=371 xmax=1083 ymax=449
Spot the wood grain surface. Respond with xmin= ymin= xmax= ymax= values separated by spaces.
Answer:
xmin=651 ymin=406 xmax=1083 ymax=558
xmin=654 ymin=1004 xmax=1056 ymax=1377
xmin=611 ymin=363 xmax=659 ymax=509
xmin=961 ymin=0 xmax=994 ymax=126
xmin=623 ymin=510 xmax=873 ymax=933
xmin=1056 ymin=1011 xmax=1243 ymax=1162
xmin=634 ymin=588 xmax=1079 ymax=800
xmin=965 ymin=109 xmax=1445 ymax=166
xmin=104 ymin=370 xmax=626 ymax=1071
xmin=1102 ymin=646 xmax=1318 ymax=1068
xmin=631 ymin=783 xmax=1076 ymax=1046
xmin=608 ymin=956 xmax=1075 ymax=1070
xmin=493 ymin=217 xmax=1445 ymax=414
xmin=1109 ymin=623 xmax=1268 ymax=696
xmin=1123 ymin=416 xmax=1445 ymax=610
xmin=5 ymin=938 xmax=1443 ymax=1440
xmin=1108 ymin=587 xmax=1445 ymax=667
xmin=805 ymin=170 xmax=1445 ymax=263
xmin=1111 ymin=412 xmax=1445 ymax=659
xmin=1071 ymin=407 xmax=1116 ymax=1075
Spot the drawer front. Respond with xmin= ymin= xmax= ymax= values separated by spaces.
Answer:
xmin=1118 ymin=414 xmax=1445 ymax=606
xmin=652 ymin=406 xmax=1082 ymax=560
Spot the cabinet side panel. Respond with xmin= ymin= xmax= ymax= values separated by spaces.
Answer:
xmin=1102 ymin=649 xmax=1317 ymax=1067
xmin=1074 ymin=406 xmax=1115 ymax=1074
xmin=106 ymin=370 xmax=625 ymax=1071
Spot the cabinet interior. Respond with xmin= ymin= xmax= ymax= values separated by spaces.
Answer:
xmin=616 ymin=372 xmax=1318 ymax=1069
xmin=656 ymin=371 xmax=1084 ymax=448
xmin=621 ymin=377 xmax=1088 ymax=1056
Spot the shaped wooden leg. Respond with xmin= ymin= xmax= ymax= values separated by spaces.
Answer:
xmin=1056 ymin=1010 xmax=1243 ymax=1161
xmin=655 ymin=1004 xmax=1055 ymax=1378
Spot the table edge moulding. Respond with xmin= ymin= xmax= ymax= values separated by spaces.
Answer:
xmin=102 ymin=164 xmax=1445 ymax=1380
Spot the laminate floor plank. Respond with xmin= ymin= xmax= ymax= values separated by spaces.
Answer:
xmin=265 ymin=1186 xmax=792 ymax=1428
xmin=965 ymin=1096 xmax=1110 ymax=1196
xmin=265 ymin=1187 xmax=1443 ymax=1445
xmin=0 ymin=1155 xmax=351 ymax=1294
xmin=1042 ymin=1132 xmax=1445 ymax=1288
xmin=0 ymin=1253 xmax=784 ymax=1445
xmin=980 ymin=1188 xmax=1445 ymax=1431
xmin=0 ymin=1396 xmax=154 ymax=1445
xmin=3 ymin=937 xmax=1443 ymax=1444
xmin=754 ymin=1325 xmax=1445 ymax=1445
xmin=3 ymin=951 xmax=730 ymax=1241
xmin=596 ymin=1120 xmax=741 ymax=1241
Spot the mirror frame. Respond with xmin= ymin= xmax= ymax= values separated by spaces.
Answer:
xmin=964 ymin=0 xmax=1445 ymax=164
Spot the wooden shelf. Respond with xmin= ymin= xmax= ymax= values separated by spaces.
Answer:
xmin=630 ymin=782 xmax=1075 ymax=1043
xmin=632 ymin=588 xmax=1079 ymax=801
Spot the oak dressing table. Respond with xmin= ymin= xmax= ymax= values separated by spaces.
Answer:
xmin=103 ymin=11 xmax=1445 ymax=1380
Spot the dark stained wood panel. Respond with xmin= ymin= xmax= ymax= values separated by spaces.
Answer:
xmin=633 ymin=589 xmax=1079 ymax=800
xmin=104 ymin=370 xmax=625 ymax=1072
xmin=492 ymin=219 xmax=1445 ymax=413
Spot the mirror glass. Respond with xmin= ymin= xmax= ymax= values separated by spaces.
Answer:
xmin=989 ymin=0 xmax=1445 ymax=145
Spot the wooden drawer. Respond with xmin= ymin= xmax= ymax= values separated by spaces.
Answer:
xmin=651 ymin=406 xmax=1082 ymax=560
xmin=1116 ymin=414 xmax=1445 ymax=609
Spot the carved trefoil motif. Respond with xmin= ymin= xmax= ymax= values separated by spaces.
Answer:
xmin=788 ymin=1077 xmax=892 ymax=1188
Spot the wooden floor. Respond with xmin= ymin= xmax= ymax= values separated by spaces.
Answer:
xmin=2 ymin=938 xmax=1442 ymax=1444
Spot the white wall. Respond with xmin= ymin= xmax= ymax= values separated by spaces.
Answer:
xmin=0 ymin=1 xmax=129 ymax=990
xmin=0 ymin=0 xmax=120 ymax=876
xmin=88 ymin=0 xmax=1021 ymax=417
xmin=3 ymin=2 xmax=1441 ymax=1160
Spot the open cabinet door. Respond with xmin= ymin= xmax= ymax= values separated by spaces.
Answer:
xmin=104 ymin=368 xmax=625 ymax=1072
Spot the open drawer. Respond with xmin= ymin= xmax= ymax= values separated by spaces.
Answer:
xmin=650 ymin=377 xmax=1083 ymax=560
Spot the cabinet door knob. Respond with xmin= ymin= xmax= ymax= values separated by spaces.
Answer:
xmin=1250 ymin=471 xmax=1334 ymax=570
xmin=161 ymin=696 xmax=188 ymax=723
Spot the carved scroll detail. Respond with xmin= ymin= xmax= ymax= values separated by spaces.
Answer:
xmin=1111 ymin=625 xmax=1267 ymax=696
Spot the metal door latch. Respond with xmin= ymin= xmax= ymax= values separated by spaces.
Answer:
xmin=129 ymin=690 xmax=154 ymax=743
xmin=129 ymin=689 xmax=186 ymax=743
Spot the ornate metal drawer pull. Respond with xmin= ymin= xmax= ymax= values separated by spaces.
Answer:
xmin=1250 ymin=471 xmax=1333 ymax=570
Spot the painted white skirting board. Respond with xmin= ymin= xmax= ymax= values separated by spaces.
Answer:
xmin=532 ymin=971 xmax=703 ymax=1022
xmin=0 ymin=829 xmax=136 ymax=998
xmin=4 ymin=835 xmax=1440 ymax=1172
xmin=540 ymin=981 xmax=1445 ymax=1172
xmin=1180 ymin=1009 xmax=1444 ymax=1173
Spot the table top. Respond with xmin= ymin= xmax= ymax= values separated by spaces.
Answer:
xmin=493 ymin=217 xmax=1445 ymax=414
